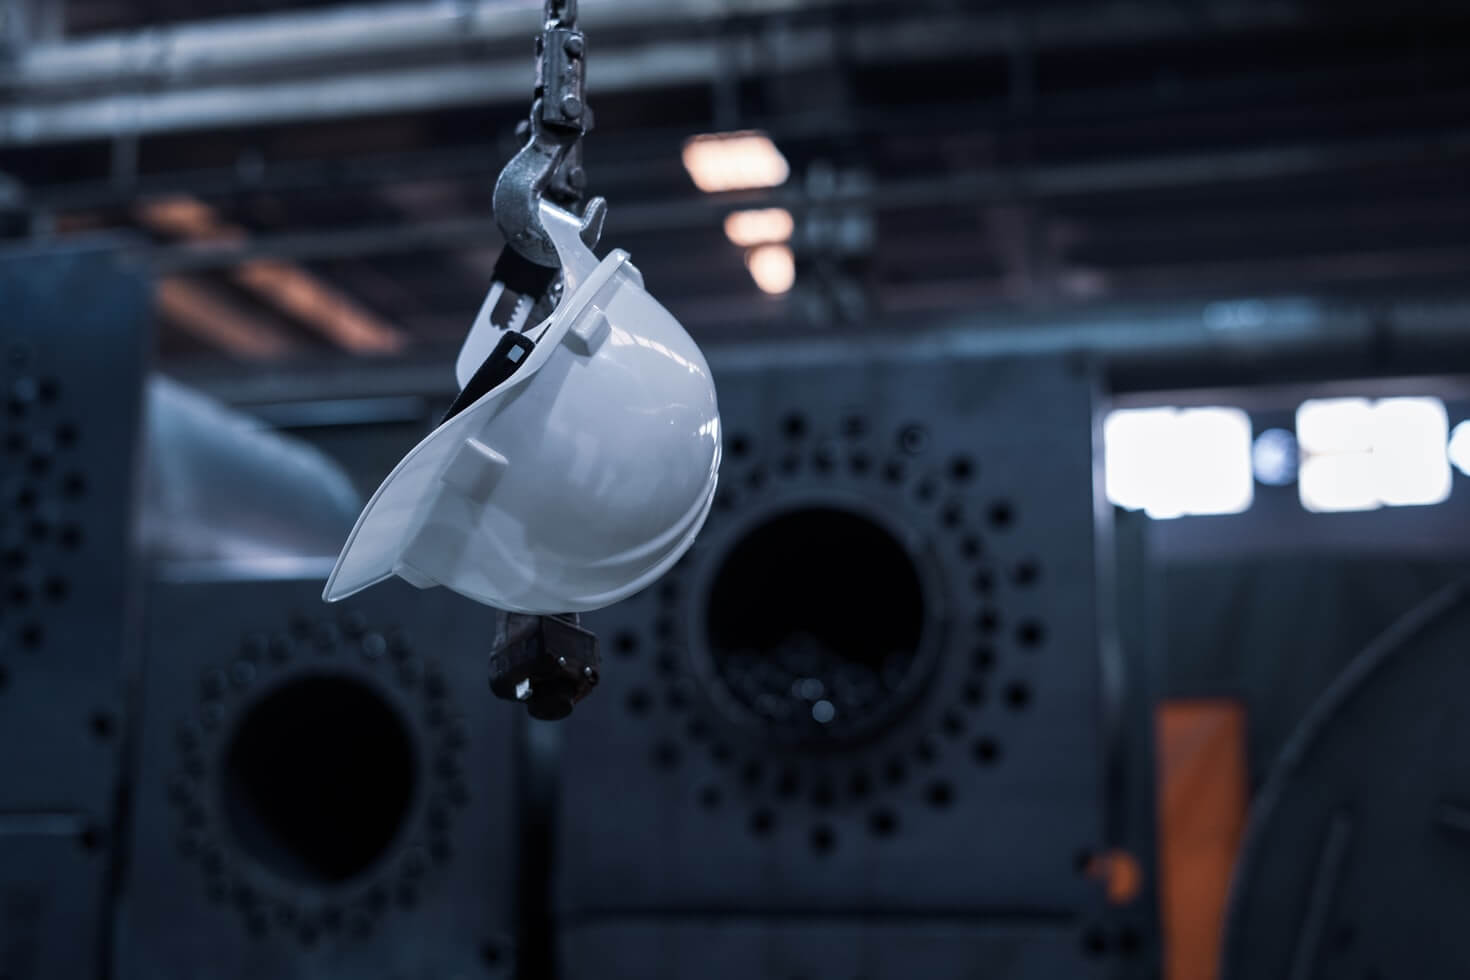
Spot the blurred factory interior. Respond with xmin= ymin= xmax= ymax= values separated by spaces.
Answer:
xmin=4 ymin=0 xmax=1470 ymax=977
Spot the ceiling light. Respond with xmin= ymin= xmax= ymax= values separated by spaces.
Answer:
xmin=682 ymin=131 xmax=790 ymax=193
xmin=745 ymin=244 xmax=795 ymax=296
xmin=724 ymin=208 xmax=795 ymax=247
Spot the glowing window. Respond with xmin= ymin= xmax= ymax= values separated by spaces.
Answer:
xmin=1296 ymin=397 xmax=1450 ymax=512
xmin=1104 ymin=407 xmax=1254 ymax=519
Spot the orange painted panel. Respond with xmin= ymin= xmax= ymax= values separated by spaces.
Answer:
xmin=1157 ymin=700 xmax=1249 ymax=980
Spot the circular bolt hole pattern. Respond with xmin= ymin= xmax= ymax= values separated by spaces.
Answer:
xmin=652 ymin=414 xmax=1032 ymax=838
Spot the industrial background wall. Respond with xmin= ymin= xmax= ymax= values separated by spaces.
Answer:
xmin=4 ymin=2 xmax=1470 ymax=980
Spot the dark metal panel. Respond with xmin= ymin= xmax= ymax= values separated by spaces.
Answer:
xmin=561 ymin=920 xmax=1117 ymax=980
xmin=116 ymin=575 xmax=518 ymax=980
xmin=564 ymin=351 xmax=1127 ymax=976
xmin=0 ymin=242 xmax=149 ymax=980
xmin=1221 ymin=581 xmax=1470 ymax=980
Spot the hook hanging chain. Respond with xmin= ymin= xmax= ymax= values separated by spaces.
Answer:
xmin=492 ymin=0 xmax=603 ymax=268
xmin=545 ymin=0 xmax=577 ymax=29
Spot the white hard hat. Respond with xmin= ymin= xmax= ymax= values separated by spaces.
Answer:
xmin=323 ymin=201 xmax=721 ymax=614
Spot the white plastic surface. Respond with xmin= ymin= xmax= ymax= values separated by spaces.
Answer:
xmin=324 ymin=200 xmax=722 ymax=613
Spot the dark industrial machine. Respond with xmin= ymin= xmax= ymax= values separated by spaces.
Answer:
xmin=568 ymin=348 xmax=1156 ymax=979
xmin=0 ymin=243 xmax=149 ymax=980
xmin=118 ymin=573 xmax=519 ymax=980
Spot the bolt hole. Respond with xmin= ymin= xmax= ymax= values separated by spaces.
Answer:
xmin=882 ymin=460 xmax=905 ymax=484
xmin=90 ymin=711 xmax=115 ymax=740
xmin=729 ymin=433 xmax=751 ymax=458
xmin=973 ymin=737 xmax=1001 ymax=765
xmin=1005 ymin=682 xmax=1032 ymax=711
xmin=869 ymin=808 xmax=898 ymax=838
xmin=977 ymin=610 xmax=1000 ymax=634
xmin=749 ymin=808 xmax=775 ymax=837
xmin=810 ymin=824 xmax=836 ymax=855
xmin=948 ymin=456 xmax=975 ymax=482
xmin=941 ymin=710 xmax=965 ymax=738
xmin=1013 ymin=560 xmax=1040 ymax=587
xmin=698 ymin=785 xmax=722 ymax=810
xmin=625 ymin=689 xmax=651 ymax=717
xmin=898 ymin=424 xmax=927 ymax=455
xmin=651 ymin=740 xmax=680 ymax=770
xmin=842 ymin=415 xmax=867 ymax=439
xmin=782 ymin=414 xmax=807 ymax=440
xmin=925 ymin=780 xmax=954 ymax=809
xmin=1082 ymin=927 xmax=1108 ymax=958
xmin=1018 ymin=620 xmax=1045 ymax=650
xmin=989 ymin=500 xmax=1015 ymax=529
xmin=850 ymin=452 xmax=871 ymax=475
xmin=613 ymin=631 xmax=638 ymax=658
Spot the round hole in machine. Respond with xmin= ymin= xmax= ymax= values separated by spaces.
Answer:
xmin=701 ymin=505 xmax=936 ymax=742
xmin=221 ymin=675 xmax=417 ymax=887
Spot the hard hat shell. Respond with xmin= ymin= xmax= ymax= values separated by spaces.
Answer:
xmin=323 ymin=202 xmax=721 ymax=613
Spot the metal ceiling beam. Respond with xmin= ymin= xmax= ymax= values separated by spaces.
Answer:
xmin=0 ymin=0 xmax=1317 ymax=146
xmin=138 ymin=131 xmax=1470 ymax=273
xmin=174 ymin=292 xmax=1470 ymax=407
